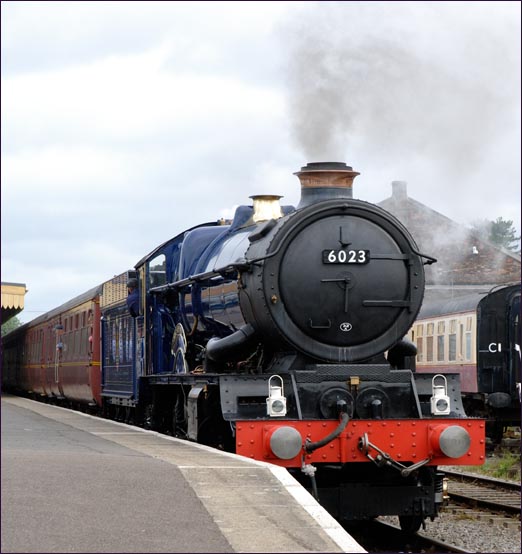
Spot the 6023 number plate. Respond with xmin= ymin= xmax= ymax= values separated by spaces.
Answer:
xmin=322 ymin=249 xmax=370 ymax=264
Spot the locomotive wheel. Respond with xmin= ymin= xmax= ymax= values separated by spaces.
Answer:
xmin=486 ymin=420 xmax=504 ymax=445
xmin=398 ymin=514 xmax=423 ymax=534
xmin=197 ymin=414 xmax=234 ymax=451
xmin=124 ymin=406 xmax=134 ymax=425
xmin=171 ymin=392 xmax=188 ymax=438
xmin=114 ymin=406 xmax=124 ymax=421
xmin=141 ymin=403 xmax=160 ymax=431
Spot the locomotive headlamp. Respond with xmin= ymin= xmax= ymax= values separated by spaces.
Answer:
xmin=431 ymin=374 xmax=451 ymax=416
xmin=267 ymin=375 xmax=287 ymax=417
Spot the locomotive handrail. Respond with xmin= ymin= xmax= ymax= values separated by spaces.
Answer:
xmin=362 ymin=300 xmax=412 ymax=307
xmin=370 ymin=250 xmax=437 ymax=265
xmin=369 ymin=253 xmax=411 ymax=260
xmin=149 ymin=261 xmax=251 ymax=293
xmin=149 ymin=246 xmax=435 ymax=295
xmin=411 ymin=248 xmax=437 ymax=265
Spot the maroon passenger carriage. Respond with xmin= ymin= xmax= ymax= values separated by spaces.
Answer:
xmin=2 ymin=286 xmax=103 ymax=407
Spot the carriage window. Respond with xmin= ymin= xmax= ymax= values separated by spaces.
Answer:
xmin=459 ymin=323 xmax=464 ymax=360
xmin=63 ymin=333 xmax=71 ymax=360
xmin=426 ymin=322 xmax=434 ymax=362
xmin=74 ymin=330 xmax=80 ymax=356
xmin=80 ymin=327 xmax=89 ymax=356
xmin=465 ymin=316 xmax=474 ymax=361
xmin=448 ymin=319 xmax=457 ymax=361
xmin=437 ymin=335 xmax=445 ymax=362
xmin=149 ymin=254 xmax=167 ymax=288
xmin=436 ymin=320 xmax=446 ymax=362
xmin=426 ymin=336 xmax=434 ymax=362
xmin=465 ymin=332 xmax=472 ymax=360
xmin=416 ymin=337 xmax=423 ymax=362
xmin=449 ymin=334 xmax=457 ymax=361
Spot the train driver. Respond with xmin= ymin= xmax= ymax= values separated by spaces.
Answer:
xmin=127 ymin=278 xmax=140 ymax=317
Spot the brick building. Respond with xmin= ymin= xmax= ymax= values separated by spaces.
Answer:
xmin=378 ymin=181 xmax=521 ymax=304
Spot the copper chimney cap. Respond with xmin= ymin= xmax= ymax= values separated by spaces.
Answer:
xmin=294 ymin=162 xmax=360 ymax=208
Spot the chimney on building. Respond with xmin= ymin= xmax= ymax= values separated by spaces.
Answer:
xmin=392 ymin=180 xmax=408 ymax=202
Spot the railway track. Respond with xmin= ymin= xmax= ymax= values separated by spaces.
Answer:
xmin=350 ymin=471 xmax=521 ymax=553
xmin=345 ymin=519 xmax=472 ymax=553
xmin=443 ymin=469 xmax=521 ymax=515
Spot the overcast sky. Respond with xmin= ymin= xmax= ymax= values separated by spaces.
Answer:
xmin=2 ymin=1 xmax=520 ymax=324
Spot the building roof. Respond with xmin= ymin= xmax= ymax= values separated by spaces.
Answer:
xmin=377 ymin=182 xmax=521 ymax=288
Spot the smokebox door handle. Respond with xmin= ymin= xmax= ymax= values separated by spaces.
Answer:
xmin=309 ymin=319 xmax=332 ymax=329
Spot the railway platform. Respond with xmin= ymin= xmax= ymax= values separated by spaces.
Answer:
xmin=1 ymin=395 xmax=365 ymax=553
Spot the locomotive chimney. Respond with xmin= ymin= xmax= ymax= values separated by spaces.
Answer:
xmin=294 ymin=162 xmax=360 ymax=208
xmin=250 ymin=195 xmax=283 ymax=223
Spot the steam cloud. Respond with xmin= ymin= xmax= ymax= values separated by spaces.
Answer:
xmin=283 ymin=2 xmax=520 ymax=173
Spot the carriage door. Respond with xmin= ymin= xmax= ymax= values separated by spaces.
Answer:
xmin=508 ymin=292 xmax=521 ymax=401
xmin=45 ymin=322 xmax=63 ymax=398
xmin=54 ymin=322 xmax=65 ymax=398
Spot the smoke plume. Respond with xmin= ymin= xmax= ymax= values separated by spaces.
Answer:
xmin=282 ymin=2 xmax=520 ymax=175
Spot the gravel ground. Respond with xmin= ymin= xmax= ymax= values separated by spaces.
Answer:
xmin=419 ymin=460 xmax=521 ymax=553
xmin=378 ymin=461 xmax=521 ymax=554
xmin=379 ymin=512 xmax=521 ymax=553
xmin=423 ymin=511 xmax=520 ymax=553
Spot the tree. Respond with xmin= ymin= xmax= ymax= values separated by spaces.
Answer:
xmin=1 ymin=316 xmax=22 ymax=337
xmin=471 ymin=217 xmax=521 ymax=252
xmin=489 ymin=217 xmax=521 ymax=252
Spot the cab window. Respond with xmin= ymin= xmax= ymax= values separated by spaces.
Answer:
xmin=149 ymin=254 xmax=166 ymax=288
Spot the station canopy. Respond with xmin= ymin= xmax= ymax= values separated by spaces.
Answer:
xmin=1 ymin=282 xmax=27 ymax=323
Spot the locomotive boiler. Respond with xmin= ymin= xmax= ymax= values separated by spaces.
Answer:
xmin=172 ymin=162 xmax=426 ymax=363
xmin=2 ymin=161 xmax=486 ymax=533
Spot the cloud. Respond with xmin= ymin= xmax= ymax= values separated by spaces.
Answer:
xmin=283 ymin=2 xmax=520 ymax=161
xmin=1 ymin=1 xmax=293 ymax=76
xmin=2 ymin=44 xmax=285 ymax=151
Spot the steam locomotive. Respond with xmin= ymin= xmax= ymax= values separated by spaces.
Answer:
xmin=2 ymin=162 xmax=485 ymax=533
